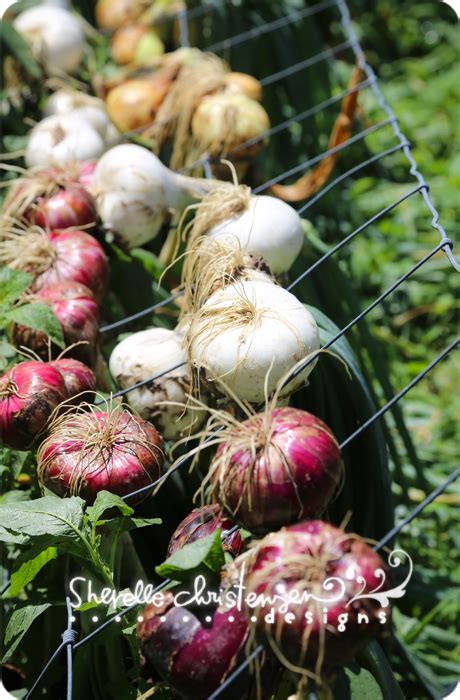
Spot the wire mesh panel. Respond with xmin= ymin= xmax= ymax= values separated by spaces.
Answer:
xmin=4 ymin=0 xmax=458 ymax=698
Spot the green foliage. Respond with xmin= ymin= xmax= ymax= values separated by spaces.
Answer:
xmin=156 ymin=530 xmax=225 ymax=581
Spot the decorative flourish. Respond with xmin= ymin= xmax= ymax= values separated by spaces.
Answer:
xmin=346 ymin=549 xmax=413 ymax=608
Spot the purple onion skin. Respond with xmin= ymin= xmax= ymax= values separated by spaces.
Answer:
xmin=49 ymin=359 xmax=96 ymax=403
xmin=31 ymin=229 xmax=108 ymax=302
xmin=12 ymin=282 xmax=100 ymax=366
xmin=212 ymin=408 xmax=343 ymax=534
xmin=138 ymin=593 xmax=255 ymax=700
xmin=38 ymin=410 xmax=164 ymax=504
xmin=167 ymin=505 xmax=244 ymax=559
xmin=244 ymin=520 xmax=391 ymax=673
xmin=0 ymin=361 xmax=67 ymax=450
xmin=29 ymin=186 xmax=97 ymax=230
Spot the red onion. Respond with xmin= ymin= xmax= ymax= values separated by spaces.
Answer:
xmin=12 ymin=282 xmax=100 ymax=366
xmin=167 ymin=505 xmax=244 ymax=559
xmin=2 ymin=169 xmax=96 ymax=230
xmin=77 ymin=161 xmax=97 ymax=189
xmin=0 ymin=361 xmax=67 ymax=450
xmin=0 ymin=227 xmax=108 ymax=302
xmin=209 ymin=408 xmax=343 ymax=534
xmin=37 ymin=405 xmax=164 ymax=504
xmin=242 ymin=520 xmax=391 ymax=676
xmin=137 ymin=592 xmax=253 ymax=700
xmin=49 ymin=358 xmax=96 ymax=403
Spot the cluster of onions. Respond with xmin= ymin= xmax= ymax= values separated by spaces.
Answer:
xmin=25 ymin=89 xmax=120 ymax=169
xmin=37 ymin=400 xmax=165 ymax=504
xmin=236 ymin=520 xmax=391 ymax=681
xmin=167 ymin=504 xmax=244 ymax=559
xmin=0 ymin=358 xmax=95 ymax=450
xmin=0 ymin=223 xmax=108 ymax=364
xmin=13 ymin=6 xmax=85 ymax=76
xmin=1 ymin=166 xmax=97 ymax=230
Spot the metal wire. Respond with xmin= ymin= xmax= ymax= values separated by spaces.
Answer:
xmin=17 ymin=0 xmax=459 ymax=697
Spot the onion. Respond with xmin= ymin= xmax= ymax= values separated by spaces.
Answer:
xmin=208 ymin=408 xmax=343 ymax=533
xmin=25 ymin=114 xmax=107 ymax=169
xmin=77 ymin=161 xmax=97 ymax=189
xmin=191 ymin=92 xmax=270 ymax=163
xmin=224 ymin=72 xmax=262 ymax=102
xmin=44 ymin=92 xmax=121 ymax=148
xmin=1 ymin=168 xmax=97 ymax=230
xmin=167 ymin=504 xmax=243 ymax=559
xmin=242 ymin=521 xmax=391 ymax=676
xmin=95 ymin=0 xmax=148 ymax=30
xmin=0 ymin=226 xmax=108 ymax=301
xmin=49 ymin=358 xmax=96 ymax=402
xmin=37 ymin=402 xmax=164 ymax=503
xmin=11 ymin=282 xmax=100 ymax=366
xmin=13 ymin=7 xmax=85 ymax=75
xmin=208 ymin=195 xmax=304 ymax=275
xmin=187 ymin=279 xmax=320 ymax=403
xmin=109 ymin=327 xmax=204 ymax=441
xmin=137 ymin=592 xmax=253 ymax=700
xmin=0 ymin=361 xmax=67 ymax=450
xmin=92 ymin=144 xmax=213 ymax=248
xmin=106 ymin=75 xmax=171 ymax=132
xmin=111 ymin=25 xmax=164 ymax=65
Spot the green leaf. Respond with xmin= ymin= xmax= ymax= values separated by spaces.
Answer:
xmin=334 ymin=662 xmax=384 ymax=699
xmin=8 ymin=546 xmax=58 ymax=596
xmin=0 ymin=495 xmax=84 ymax=544
xmin=359 ymin=642 xmax=405 ymax=699
xmin=3 ymin=603 xmax=51 ymax=661
xmin=156 ymin=530 xmax=225 ymax=581
xmin=86 ymin=491 xmax=134 ymax=526
xmin=0 ymin=268 xmax=32 ymax=307
xmin=0 ymin=19 xmax=42 ymax=79
xmin=5 ymin=302 xmax=65 ymax=348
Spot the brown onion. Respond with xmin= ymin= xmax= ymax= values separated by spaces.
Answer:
xmin=224 ymin=73 xmax=262 ymax=102
xmin=95 ymin=0 xmax=148 ymax=30
xmin=106 ymin=75 xmax=172 ymax=132
xmin=111 ymin=24 xmax=164 ymax=65
xmin=37 ymin=403 xmax=164 ymax=504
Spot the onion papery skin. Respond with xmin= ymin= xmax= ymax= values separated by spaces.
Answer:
xmin=106 ymin=76 xmax=171 ymax=132
xmin=208 ymin=195 xmax=303 ymax=275
xmin=243 ymin=521 xmax=391 ymax=674
xmin=224 ymin=72 xmax=262 ymax=102
xmin=111 ymin=25 xmax=164 ymax=65
xmin=12 ymin=282 xmax=100 ymax=366
xmin=167 ymin=504 xmax=244 ymax=558
xmin=191 ymin=92 xmax=270 ymax=162
xmin=37 ymin=409 xmax=164 ymax=504
xmin=0 ymin=361 xmax=67 ymax=450
xmin=28 ymin=229 xmax=108 ymax=302
xmin=95 ymin=0 xmax=147 ymax=30
xmin=211 ymin=408 xmax=343 ymax=533
xmin=188 ymin=280 xmax=320 ymax=403
xmin=137 ymin=593 xmax=253 ymax=700
xmin=109 ymin=327 xmax=204 ymax=440
xmin=49 ymin=359 xmax=96 ymax=403
xmin=13 ymin=6 xmax=84 ymax=75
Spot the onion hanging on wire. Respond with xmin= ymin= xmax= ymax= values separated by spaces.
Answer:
xmin=37 ymin=401 xmax=165 ymax=504
xmin=167 ymin=504 xmax=244 ymax=558
xmin=92 ymin=144 xmax=214 ymax=248
xmin=49 ymin=358 xmax=96 ymax=402
xmin=186 ymin=279 xmax=320 ymax=403
xmin=25 ymin=114 xmax=107 ymax=169
xmin=0 ymin=225 xmax=108 ymax=301
xmin=207 ymin=408 xmax=343 ymax=533
xmin=109 ymin=327 xmax=206 ymax=440
xmin=241 ymin=521 xmax=391 ymax=679
xmin=13 ymin=6 xmax=85 ymax=75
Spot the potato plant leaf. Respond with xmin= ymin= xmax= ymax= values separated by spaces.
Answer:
xmin=0 ymin=495 xmax=84 ymax=542
xmin=0 ymin=268 xmax=32 ymax=307
xmin=7 ymin=545 xmax=58 ymax=597
xmin=3 ymin=603 xmax=51 ymax=661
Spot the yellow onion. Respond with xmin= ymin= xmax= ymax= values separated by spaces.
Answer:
xmin=106 ymin=75 xmax=171 ymax=132
xmin=111 ymin=25 xmax=164 ymax=65
xmin=191 ymin=92 xmax=270 ymax=175
xmin=224 ymin=72 xmax=262 ymax=102
xmin=95 ymin=0 xmax=148 ymax=30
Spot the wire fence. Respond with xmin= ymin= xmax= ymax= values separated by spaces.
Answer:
xmin=16 ymin=0 xmax=459 ymax=697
